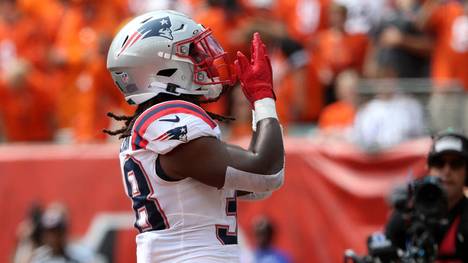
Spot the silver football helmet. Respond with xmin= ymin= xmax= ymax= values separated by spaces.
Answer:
xmin=107 ymin=10 xmax=236 ymax=105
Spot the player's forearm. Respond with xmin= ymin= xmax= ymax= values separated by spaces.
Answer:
xmin=223 ymin=101 xmax=284 ymax=192
xmin=224 ymin=32 xmax=285 ymax=192
xmin=222 ymin=113 xmax=284 ymax=192
xmin=251 ymin=119 xmax=284 ymax=173
xmin=226 ymin=117 xmax=283 ymax=175
xmin=249 ymin=98 xmax=284 ymax=174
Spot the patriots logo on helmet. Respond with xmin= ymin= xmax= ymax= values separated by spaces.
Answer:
xmin=155 ymin=125 xmax=188 ymax=142
xmin=139 ymin=17 xmax=173 ymax=40
xmin=117 ymin=16 xmax=173 ymax=57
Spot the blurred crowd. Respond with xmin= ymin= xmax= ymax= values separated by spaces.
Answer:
xmin=1 ymin=0 xmax=468 ymax=149
xmin=13 ymin=202 xmax=101 ymax=263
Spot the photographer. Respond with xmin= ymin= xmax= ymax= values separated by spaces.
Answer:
xmin=385 ymin=131 xmax=468 ymax=262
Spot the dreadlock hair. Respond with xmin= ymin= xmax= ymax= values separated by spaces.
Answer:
xmin=103 ymin=93 xmax=235 ymax=139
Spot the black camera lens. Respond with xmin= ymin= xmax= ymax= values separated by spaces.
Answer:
xmin=413 ymin=176 xmax=448 ymax=219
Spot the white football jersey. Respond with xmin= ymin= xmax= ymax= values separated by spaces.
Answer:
xmin=119 ymin=100 xmax=239 ymax=262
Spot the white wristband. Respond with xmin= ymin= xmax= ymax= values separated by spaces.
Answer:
xmin=252 ymin=98 xmax=278 ymax=131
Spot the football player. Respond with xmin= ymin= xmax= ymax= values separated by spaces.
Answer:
xmin=105 ymin=10 xmax=284 ymax=262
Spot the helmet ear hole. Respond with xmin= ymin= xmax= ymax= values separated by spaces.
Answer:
xmin=157 ymin=68 xmax=178 ymax=77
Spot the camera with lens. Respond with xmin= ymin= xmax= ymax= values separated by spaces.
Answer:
xmin=344 ymin=176 xmax=449 ymax=263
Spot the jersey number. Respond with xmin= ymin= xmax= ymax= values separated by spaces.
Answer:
xmin=216 ymin=196 xmax=238 ymax=245
xmin=123 ymin=157 xmax=169 ymax=232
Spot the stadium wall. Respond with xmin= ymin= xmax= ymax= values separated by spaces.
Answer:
xmin=0 ymin=138 xmax=430 ymax=263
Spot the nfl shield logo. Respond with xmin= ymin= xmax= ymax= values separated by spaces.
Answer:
xmin=121 ymin=72 xmax=129 ymax=84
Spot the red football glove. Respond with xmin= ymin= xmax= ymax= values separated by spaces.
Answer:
xmin=234 ymin=32 xmax=275 ymax=107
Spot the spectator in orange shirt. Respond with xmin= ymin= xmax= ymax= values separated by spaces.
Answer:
xmin=0 ymin=0 xmax=52 ymax=71
xmin=272 ymin=39 xmax=317 ymax=125
xmin=417 ymin=0 xmax=468 ymax=133
xmin=418 ymin=0 xmax=468 ymax=90
xmin=239 ymin=0 xmax=331 ymax=123
xmin=241 ymin=0 xmax=331 ymax=44
xmin=277 ymin=0 xmax=331 ymax=43
xmin=52 ymin=0 xmax=124 ymax=139
xmin=368 ymin=0 xmax=431 ymax=79
xmin=318 ymin=69 xmax=358 ymax=133
xmin=311 ymin=2 xmax=369 ymax=105
xmin=0 ymin=59 xmax=56 ymax=142
xmin=232 ymin=1 xmax=324 ymax=127
xmin=195 ymin=0 xmax=249 ymax=117
xmin=74 ymin=39 xmax=131 ymax=143
xmin=127 ymin=0 xmax=198 ymax=16
xmin=16 ymin=0 xmax=64 ymax=42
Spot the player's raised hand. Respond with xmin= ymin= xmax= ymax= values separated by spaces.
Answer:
xmin=234 ymin=32 xmax=275 ymax=107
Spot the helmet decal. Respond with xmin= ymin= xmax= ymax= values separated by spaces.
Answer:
xmin=139 ymin=16 xmax=173 ymax=40
xmin=107 ymin=11 xmax=234 ymax=105
xmin=155 ymin=125 xmax=188 ymax=142
xmin=117 ymin=16 xmax=173 ymax=57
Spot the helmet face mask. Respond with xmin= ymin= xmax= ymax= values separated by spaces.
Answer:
xmin=107 ymin=10 xmax=236 ymax=105
xmin=174 ymin=28 xmax=236 ymax=87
